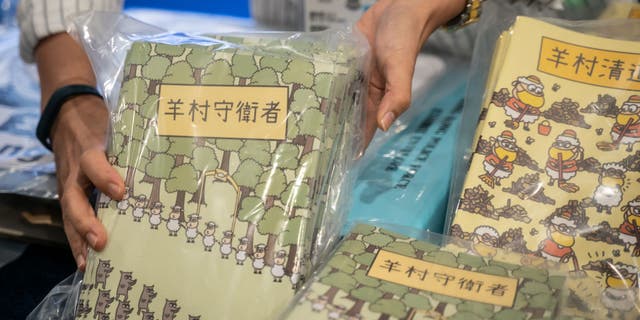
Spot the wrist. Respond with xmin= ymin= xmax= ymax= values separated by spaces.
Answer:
xmin=34 ymin=33 xmax=97 ymax=110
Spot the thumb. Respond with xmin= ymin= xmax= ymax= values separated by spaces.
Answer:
xmin=376 ymin=54 xmax=414 ymax=131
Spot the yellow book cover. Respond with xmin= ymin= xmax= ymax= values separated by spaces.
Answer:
xmin=451 ymin=16 xmax=640 ymax=318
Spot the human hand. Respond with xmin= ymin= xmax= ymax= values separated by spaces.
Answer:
xmin=35 ymin=33 xmax=124 ymax=271
xmin=356 ymin=0 xmax=466 ymax=146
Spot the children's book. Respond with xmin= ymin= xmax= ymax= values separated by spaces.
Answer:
xmin=450 ymin=16 xmax=640 ymax=319
xmin=75 ymin=35 xmax=365 ymax=320
xmin=282 ymin=224 xmax=566 ymax=320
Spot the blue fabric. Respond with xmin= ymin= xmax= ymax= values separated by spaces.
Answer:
xmin=124 ymin=1 xmax=250 ymax=17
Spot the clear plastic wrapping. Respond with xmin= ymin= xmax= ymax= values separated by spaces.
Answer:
xmin=281 ymin=222 xmax=570 ymax=319
xmin=446 ymin=2 xmax=640 ymax=318
xmin=46 ymin=11 xmax=372 ymax=319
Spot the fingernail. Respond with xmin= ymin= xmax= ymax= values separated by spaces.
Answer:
xmin=86 ymin=232 xmax=98 ymax=248
xmin=76 ymin=254 xmax=86 ymax=269
xmin=381 ymin=112 xmax=395 ymax=131
xmin=108 ymin=183 xmax=121 ymax=197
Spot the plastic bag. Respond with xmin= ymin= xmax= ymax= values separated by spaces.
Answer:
xmin=280 ymin=222 xmax=570 ymax=319
xmin=446 ymin=2 xmax=640 ymax=318
xmin=63 ymin=11 xmax=369 ymax=319
xmin=346 ymin=65 xmax=467 ymax=235
xmin=0 ymin=27 xmax=57 ymax=199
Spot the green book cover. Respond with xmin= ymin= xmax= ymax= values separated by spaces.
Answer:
xmin=76 ymin=37 xmax=364 ymax=320
xmin=282 ymin=224 xmax=567 ymax=320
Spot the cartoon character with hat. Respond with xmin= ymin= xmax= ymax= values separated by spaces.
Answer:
xmin=619 ymin=196 xmax=640 ymax=256
xmin=219 ymin=231 xmax=233 ymax=259
xmin=602 ymin=95 xmax=640 ymax=152
xmin=166 ymin=206 xmax=182 ymax=237
xmin=600 ymin=261 xmax=638 ymax=317
xmin=538 ymin=201 xmax=585 ymax=273
xmin=132 ymin=195 xmax=148 ymax=222
xmin=545 ymin=129 xmax=583 ymax=192
xmin=591 ymin=163 xmax=627 ymax=214
xmin=235 ymin=237 xmax=249 ymax=265
xmin=253 ymin=244 xmax=266 ymax=274
xmin=202 ymin=221 xmax=217 ymax=252
xmin=117 ymin=187 xmax=131 ymax=215
xmin=148 ymin=202 xmax=163 ymax=230
xmin=185 ymin=214 xmax=201 ymax=243
xmin=480 ymin=130 xmax=519 ymax=188
xmin=502 ymin=75 xmax=546 ymax=131
xmin=271 ymin=250 xmax=287 ymax=282
xmin=468 ymin=225 xmax=500 ymax=257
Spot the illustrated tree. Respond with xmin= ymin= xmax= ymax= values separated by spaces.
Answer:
xmin=378 ymin=282 xmax=409 ymax=300
xmin=289 ymin=88 xmax=320 ymax=145
xmin=410 ymin=240 xmax=440 ymax=260
xmin=338 ymin=240 xmax=366 ymax=257
xmin=165 ymin=138 xmax=198 ymax=209
xmin=124 ymin=42 xmax=151 ymax=80
xmin=250 ymin=68 xmax=279 ymax=86
xmin=297 ymin=108 xmax=325 ymax=156
xmin=231 ymin=53 xmax=258 ymax=85
xmin=185 ymin=45 xmax=212 ymax=84
xmin=138 ymin=94 xmax=159 ymax=126
xmin=296 ymin=150 xmax=320 ymax=196
xmin=189 ymin=145 xmax=219 ymax=206
xmin=281 ymin=215 xmax=304 ymax=275
xmin=431 ymin=294 xmax=462 ymax=316
xmin=163 ymin=61 xmax=195 ymax=84
xmin=201 ymin=59 xmax=234 ymax=85
xmin=350 ymin=270 xmax=378 ymax=289
xmin=520 ymin=280 xmax=554 ymax=318
xmin=238 ymin=140 xmax=271 ymax=165
xmin=369 ymin=298 xmax=407 ymax=320
xmin=286 ymin=116 xmax=300 ymax=142
xmin=313 ymin=72 xmax=333 ymax=113
xmin=384 ymin=242 xmax=416 ymax=258
xmin=237 ymin=196 xmax=265 ymax=256
xmin=232 ymin=159 xmax=264 ymax=200
xmin=403 ymin=292 xmax=432 ymax=320
xmin=115 ymin=107 xmax=145 ymax=191
xmin=423 ymin=251 xmax=458 ymax=267
xmin=273 ymin=143 xmax=301 ymax=170
xmin=319 ymin=271 xmax=357 ymax=305
xmin=454 ymin=301 xmax=496 ymax=320
xmin=119 ymin=78 xmax=148 ymax=110
xmin=141 ymin=55 xmax=171 ymax=95
xmin=361 ymin=233 xmax=394 ymax=254
xmin=257 ymin=205 xmax=288 ymax=266
xmin=282 ymin=58 xmax=315 ymax=101
xmin=215 ymin=139 xmax=243 ymax=173
xmin=255 ymin=168 xmax=287 ymax=210
xmin=348 ymin=225 xmax=377 ymax=240
xmin=165 ymin=163 xmax=198 ymax=218
xmin=346 ymin=286 xmax=383 ymax=318
xmin=154 ymin=43 xmax=185 ymax=63
xmin=259 ymin=56 xmax=288 ymax=73
xmin=143 ymin=145 xmax=174 ymax=207
xmin=457 ymin=253 xmax=487 ymax=270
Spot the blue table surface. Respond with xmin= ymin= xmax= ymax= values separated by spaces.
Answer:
xmin=124 ymin=1 xmax=251 ymax=17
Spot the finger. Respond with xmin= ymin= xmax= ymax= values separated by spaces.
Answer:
xmin=63 ymin=220 xmax=88 ymax=271
xmin=80 ymin=147 xmax=124 ymax=200
xmin=60 ymin=182 xmax=108 ymax=252
xmin=376 ymin=60 xmax=413 ymax=131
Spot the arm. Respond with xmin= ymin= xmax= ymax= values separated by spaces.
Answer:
xmin=356 ymin=0 xmax=466 ymax=145
xmin=18 ymin=0 xmax=124 ymax=271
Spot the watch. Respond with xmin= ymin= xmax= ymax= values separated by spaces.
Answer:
xmin=444 ymin=0 xmax=484 ymax=30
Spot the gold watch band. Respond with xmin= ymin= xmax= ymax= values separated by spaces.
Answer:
xmin=444 ymin=0 xmax=484 ymax=30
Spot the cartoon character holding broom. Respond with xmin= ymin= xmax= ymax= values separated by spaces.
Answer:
xmin=618 ymin=196 xmax=640 ymax=256
xmin=479 ymin=130 xmax=519 ymax=188
xmin=545 ymin=129 xmax=583 ymax=193
xmin=598 ymin=95 xmax=640 ymax=152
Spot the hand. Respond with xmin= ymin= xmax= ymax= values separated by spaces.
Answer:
xmin=356 ymin=0 xmax=466 ymax=146
xmin=35 ymin=33 xmax=124 ymax=271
